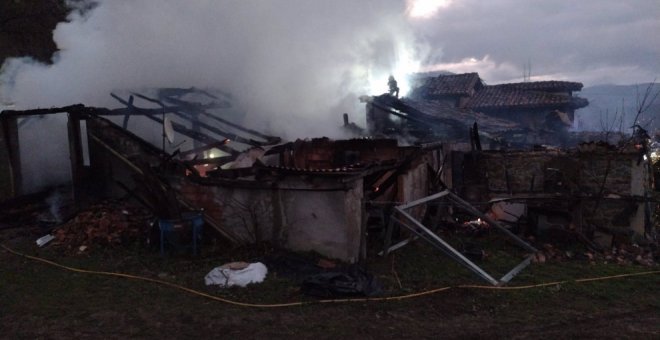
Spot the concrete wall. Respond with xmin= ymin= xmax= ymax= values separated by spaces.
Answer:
xmin=172 ymin=177 xmax=364 ymax=262
xmin=283 ymin=179 xmax=363 ymax=262
xmin=170 ymin=159 xmax=432 ymax=262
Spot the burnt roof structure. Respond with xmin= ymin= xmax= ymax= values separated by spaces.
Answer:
xmin=371 ymin=94 xmax=523 ymax=135
xmin=362 ymin=72 xmax=591 ymax=148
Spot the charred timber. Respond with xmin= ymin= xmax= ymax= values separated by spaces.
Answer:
xmin=130 ymin=92 xmax=267 ymax=146
xmin=111 ymin=93 xmax=240 ymax=156
xmin=131 ymin=92 xmax=280 ymax=145
xmin=371 ymin=100 xmax=465 ymax=133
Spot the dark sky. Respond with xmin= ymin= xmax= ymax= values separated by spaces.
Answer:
xmin=407 ymin=0 xmax=660 ymax=85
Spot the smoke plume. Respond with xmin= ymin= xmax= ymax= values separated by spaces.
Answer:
xmin=1 ymin=0 xmax=428 ymax=139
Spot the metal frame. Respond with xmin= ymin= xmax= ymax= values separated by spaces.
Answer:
xmin=383 ymin=189 xmax=537 ymax=286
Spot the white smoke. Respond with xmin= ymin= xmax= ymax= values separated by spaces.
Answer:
xmin=0 ymin=0 xmax=429 ymax=139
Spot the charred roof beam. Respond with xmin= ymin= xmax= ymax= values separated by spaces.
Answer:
xmin=130 ymin=92 xmax=280 ymax=146
xmin=118 ymin=93 xmax=261 ymax=147
xmin=110 ymin=93 xmax=240 ymax=156
xmin=371 ymin=99 xmax=464 ymax=133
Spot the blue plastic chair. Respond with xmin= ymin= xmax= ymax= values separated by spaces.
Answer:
xmin=158 ymin=212 xmax=204 ymax=256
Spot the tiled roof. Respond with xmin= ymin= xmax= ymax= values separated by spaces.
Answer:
xmin=414 ymin=72 xmax=481 ymax=97
xmin=411 ymin=73 xmax=587 ymax=110
xmin=468 ymin=85 xmax=588 ymax=110
xmin=494 ymin=81 xmax=583 ymax=92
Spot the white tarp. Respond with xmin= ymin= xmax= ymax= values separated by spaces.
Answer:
xmin=204 ymin=262 xmax=268 ymax=287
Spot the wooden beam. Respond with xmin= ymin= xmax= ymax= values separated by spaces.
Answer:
xmin=130 ymin=92 xmax=278 ymax=146
xmin=1 ymin=116 xmax=21 ymax=196
xmin=67 ymin=112 xmax=85 ymax=206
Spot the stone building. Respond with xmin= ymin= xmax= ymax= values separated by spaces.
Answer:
xmin=365 ymin=72 xmax=589 ymax=147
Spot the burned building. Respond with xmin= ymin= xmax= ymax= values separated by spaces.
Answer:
xmin=0 ymin=92 xmax=440 ymax=263
xmin=0 ymin=80 xmax=655 ymax=285
xmin=365 ymin=72 xmax=589 ymax=147
xmin=364 ymin=94 xmax=529 ymax=147
xmin=362 ymin=73 xmax=655 ymax=255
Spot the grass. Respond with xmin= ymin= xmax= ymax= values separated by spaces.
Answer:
xmin=1 ymin=228 xmax=659 ymax=338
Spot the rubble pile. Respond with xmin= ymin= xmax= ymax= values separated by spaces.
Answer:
xmin=54 ymin=201 xmax=153 ymax=251
xmin=603 ymin=244 xmax=658 ymax=266
xmin=530 ymin=243 xmax=658 ymax=267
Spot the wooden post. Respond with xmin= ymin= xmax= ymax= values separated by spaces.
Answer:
xmin=271 ymin=186 xmax=285 ymax=248
xmin=359 ymin=199 xmax=368 ymax=264
xmin=1 ymin=116 xmax=21 ymax=197
xmin=67 ymin=112 xmax=85 ymax=207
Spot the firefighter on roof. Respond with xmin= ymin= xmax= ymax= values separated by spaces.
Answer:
xmin=388 ymin=75 xmax=400 ymax=98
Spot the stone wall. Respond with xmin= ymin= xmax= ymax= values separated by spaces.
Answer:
xmin=457 ymin=147 xmax=652 ymax=239
xmin=476 ymin=149 xmax=644 ymax=196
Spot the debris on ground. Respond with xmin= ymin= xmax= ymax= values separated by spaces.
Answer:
xmin=262 ymin=253 xmax=334 ymax=282
xmin=301 ymin=265 xmax=382 ymax=298
xmin=204 ymin=262 xmax=268 ymax=287
xmin=0 ymin=187 xmax=75 ymax=229
xmin=35 ymin=234 xmax=55 ymax=247
xmin=528 ymin=242 xmax=658 ymax=266
xmin=52 ymin=201 xmax=153 ymax=252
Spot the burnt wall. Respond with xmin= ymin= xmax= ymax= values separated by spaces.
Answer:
xmin=398 ymin=162 xmax=429 ymax=219
xmin=289 ymin=138 xmax=400 ymax=169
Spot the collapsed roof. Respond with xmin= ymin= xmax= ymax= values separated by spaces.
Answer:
xmin=0 ymin=83 xmax=653 ymax=285
xmin=0 ymin=90 xmax=446 ymax=263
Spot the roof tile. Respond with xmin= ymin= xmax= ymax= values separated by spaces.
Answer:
xmin=415 ymin=72 xmax=481 ymax=97
xmin=468 ymin=85 xmax=588 ymax=110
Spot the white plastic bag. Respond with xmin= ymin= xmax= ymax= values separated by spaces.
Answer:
xmin=204 ymin=262 xmax=268 ymax=287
